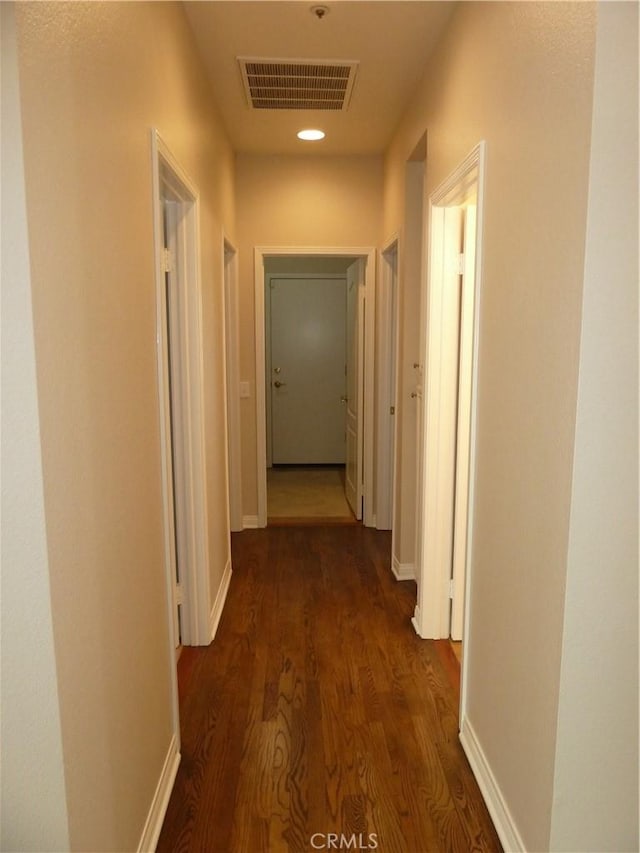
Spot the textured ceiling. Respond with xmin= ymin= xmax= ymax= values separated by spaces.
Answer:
xmin=183 ymin=1 xmax=456 ymax=155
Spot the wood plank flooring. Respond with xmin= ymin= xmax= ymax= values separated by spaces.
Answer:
xmin=157 ymin=525 xmax=502 ymax=853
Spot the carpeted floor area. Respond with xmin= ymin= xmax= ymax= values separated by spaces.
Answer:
xmin=267 ymin=464 xmax=355 ymax=521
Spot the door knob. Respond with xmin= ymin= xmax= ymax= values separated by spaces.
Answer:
xmin=274 ymin=380 xmax=286 ymax=388
xmin=340 ymin=396 xmax=348 ymax=403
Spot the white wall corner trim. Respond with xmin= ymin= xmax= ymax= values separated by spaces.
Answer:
xmin=242 ymin=515 xmax=259 ymax=529
xmin=459 ymin=719 xmax=525 ymax=853
xmin=392 ymin=556 xmax=415 ymax=581
xmin=209 ymin=558 xmax=232 ymax=641
xmin=411 ymin=605 xmax=426 ymax=638
xmin=136 ymin=735 xmax=180 ymax=853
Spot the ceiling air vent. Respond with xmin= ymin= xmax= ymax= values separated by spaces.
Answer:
xmin=238 ymin=57 xmax=359 ymax=111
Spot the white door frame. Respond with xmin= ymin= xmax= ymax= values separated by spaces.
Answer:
xmin=222 ymin=236 xmax=243 ymax=532
xmin=412 ymin=142 xmax=486 ymax=709
xmin=151 ymin=129 xmax=212 ymax=679
xmin=377 ymin=235 xmax=401 ymax=532
xmin=254 ymin=246 xmax=376 ymax=528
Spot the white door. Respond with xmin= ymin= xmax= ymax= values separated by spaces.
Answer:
xmin=378 ymin=242 xmax=399 ymax=531
xmin=163 ymin=201 xmax=183 ymax=649
xmin=413 ymin=204 xmax=464 ymax=638
xmin=223 ymin=242 xmax=242 ymax=532
xmin=345 ymin=259 xmax=365 ymax=519
xmin=450 ymin=204 xmax=477 ymax=640
xmin=270 ymin=277 xmax=347 ymax=464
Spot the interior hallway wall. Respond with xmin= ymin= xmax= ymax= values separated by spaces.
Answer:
xmin=550 ymin=3 xmax=639 ymax=849
xmin=1 ymin=6 xmax=70 ymax=848
xmin=235 ymin=153 xmax=383 ymax=520
xmin=12 ymin=2 xmax=235 ymax=849
xmin=383 ymin=3 xmax=597 ymax=849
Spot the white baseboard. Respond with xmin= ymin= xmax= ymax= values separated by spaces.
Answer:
xmin=209 ymin=558 xmax=232 ymax=642
xmin=459 ymin=717 xmax=525 ymax=853
xmin=137 ymin=734 xmax=180 ymax=853
xmin=242 ymin=515 xmax=259 ymax=529
xmin=392 ymin=555 xmax=415 ymax=581
xmin=411 ymin=605 xmax=426 ymax=638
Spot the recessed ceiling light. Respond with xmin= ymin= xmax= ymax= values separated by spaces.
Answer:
xmin=297 ymin=129 xmax=325 ymax=141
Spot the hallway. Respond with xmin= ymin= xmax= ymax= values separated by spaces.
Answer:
xmin=157 ymin=526 xmax=501 ymax=852
xmin=5 ymin=2 xmax=637 ymax=849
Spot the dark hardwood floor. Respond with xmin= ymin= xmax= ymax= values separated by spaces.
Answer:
xmin=157 ymin=525 xmax=502 ymax=853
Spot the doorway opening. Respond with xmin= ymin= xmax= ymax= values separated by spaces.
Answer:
xmin=378 ymin=236 xmax=400 ymax=534
xmin=151 ymin=130 xmax=212 ymax=742
xmin=254 ymin=247 xmax=376 ymax=528
xmin=392 ymin=136 xmax=428 ymax=580
xmin=264 ymin=260 xmax=353 ymax=523
xmin=412 ymin=142 xmax=486 ymax=724
xmin=223 ymin=237 xmax=243 ymax=533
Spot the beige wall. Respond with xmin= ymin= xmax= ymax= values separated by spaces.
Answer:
xmin=235 ymin=154 xmax=383 ymax=517
xmin=1 ymin=6 xmax=70 ymax=849
xmin=550 ymin=4 xmax=639 ymax=849
xmin=384 ymin=3 xmax=596 ymax=849
xmin=13 ymin=2 xmax=235 ymax=849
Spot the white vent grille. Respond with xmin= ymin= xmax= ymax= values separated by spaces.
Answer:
xmin=238 ymin=57 xmax=358 ymax=111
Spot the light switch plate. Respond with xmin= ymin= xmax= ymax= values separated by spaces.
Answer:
xmin=239 ymin=381 xmax=250 ymax=399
